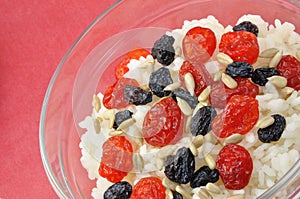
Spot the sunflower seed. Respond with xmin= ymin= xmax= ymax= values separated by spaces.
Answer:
xmin=133 ymin=153 xmax=144 ymax=172
xmin=221 ymin=73 xmax=238 ymax=89
xmin=93 ymin=94 xmax=101 ymax=112
xmin=214 ymin=70 xmax=224 ymax=82
xmin=227 ymin=194 xmax=245 ymax=199
xmin=216 ymin=52 xmax=234 ymax=66
xmin=175 ymin=46 xmax=182 ymax=57
xmin=256 ymin=62 xmax=271 ymax=68
xmin=192 ymin=135 xmax=204 ymax=148
xmin=185 ymin=115 xmax=192 ymax=134
xmin=198 ymin=188 xmax=212 ymax=199
xmin=132 ymin=130 xmax=143 ymax=146
xmin=175 ymin=185 xmax=191 ymax=199
xmin=281 ymin=86 xmax=295 ymax=98
xmin=206 ymin=182 xmax=222 ymax=194
xmin=93 ymin=118 xmax=101 ymax=134
xmin=166 ymin=189 xmax=174 ymax=199
xmin=204 ymin=154 xmax=216 ymax=170
xmin=204 ymin=132 xmax=217 ymax=144
xmin=259 ymin=48 xmax=279 ymax=58
xmin=156 ymin=158 xmax=164 ymax=170
xmin=177 ymin=97 xmax=193 ymax=116
xmin=103 ymin=109 xmax=115 ymax=120
xmin=189 ymin=142 xmax=198 ymax=156
xmin=157 ymin=145 xmax=177 ymax=158
xmin=117 ymin=118 xmax=136 ymax=131
xmin=164 ymin=82 xmax=181 ymax=91
xmin=103 ymin=109 xmax=116 ymax=129
xmin=255 ymin=116 xmax=275 ymax=129
xmin=296 ymin=49 xmax=300 ymax=61
xmin=192 ymin=102 xmax=205 ymax=117
xmin=198 ymin=86 xmax=211 ymax=102
xmin=108 ymin=130 xmax=123 ymax=136
xmin=267 ymin=75 xmax=287 ymax=88
xmin=184 ymin=72 xmax=195 ymax=96
xmin=140 ymin=59 xmax=155 ymax=68
xmin=224 ymin=134 xmax=244 ymax=145
xmin=269 ymin=50 xmax=283 ymax=68
xmin=163 ymin=177 xmax=178 ymax=190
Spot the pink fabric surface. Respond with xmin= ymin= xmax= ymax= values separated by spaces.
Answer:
xmin=0 ymin=1 xmax=116 ymax=198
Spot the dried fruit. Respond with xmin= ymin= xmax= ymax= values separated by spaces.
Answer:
xmin=103 ymin=78 xmax=139 ymax=109
xmin=172 ymin=191 xmax=183 ymax=199
xmin=257 ymin=114 xmax=286 ymax=143
xmin=251 ymin=67 xmax=280 ymax=86
xmin=115 ymin=48 xmax=150 ymax=79
xmin=216 ymin=144 xmax=253 ymax=190
xmin=276 ymin=55 xmax=300 ymax=90
xmin=131 ymin=177 xmax=166 ymax=199
xmin=164 ymin=147 xmax=195 ymax=184
xmin=182 ymin=26 xmax=217 ymax=64
xmin=179 ymin=61 xmax=213 ymax=97
xmin=226 ymin=62 xmax=254 ymax=78
xmin=219 ymin=31 xmax=259 ymax=65
xmin=212 ymin=95 xmax=259 ymax=138
xmin=233 ymin=21 xmax=259 ymax=36
xmin=124 ymin=85 xmax=152 ymax=105
xmin=190 ymin=106 xmax=217 ymax=136
xmin=113 ymin=110 xmax=133 ymax=129
xmin=152 ymin=34 xmax=175 ymax=66
xmin=190 ymin=166 xmax=219 ymax=188
xmin=142 ymin=97 xmax=182 ymax=147
xmin=209 ymin=78 xmax=259 ymax=109
xmin=172 ymin=88 xmax=198 ymax=109
xmin=99 ymin=136 xmax=133 ymax=182
xmin=103 ymin=181 xmax=132 ymax=199
xmin=149 ymin=67 xmax=173 ymax=97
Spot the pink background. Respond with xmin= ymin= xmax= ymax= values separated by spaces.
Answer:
xmin=0 ymin=1 xmax=115 ymax=198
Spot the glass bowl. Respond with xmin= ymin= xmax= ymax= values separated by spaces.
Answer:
xmin=39 ymin=0 xmax=300 ymax=198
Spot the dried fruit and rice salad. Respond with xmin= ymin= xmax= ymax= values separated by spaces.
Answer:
xmin=79 ymin=15 xmax=300 ymax=199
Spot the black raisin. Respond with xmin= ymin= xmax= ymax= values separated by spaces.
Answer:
xmin=251 ymin=68 xmax=280 ymax=86
xmin=172 ymin=88 xmax=198 ymax=109
xmin=103 ymin=181 xmax=132 ymax=199
xmin=172 ymin=191 xmax=183 ymax=199
xmin=151 ymin=34 xmax=175 ymax=66
xmin=124 ymin=85 xmax=152 ymax=105
xmin=113 ymin=110 xmax=133 ymax=129
xmin=149 ymin=67 xmax=173 ymax=97
xmin=190 ymin=106 xmax=217 ymax=136
xmin=233 ymin=21 xmax=259 ymax=36
xmin=164 ymin=147 xmax=195 ymax=184
xmin=190 ymin=166 xmax=219 ymax=188
xmin=257 ymin=114 xmax=286 ymax=143
xmin=226 ymin=62 xmax=254 ymax=78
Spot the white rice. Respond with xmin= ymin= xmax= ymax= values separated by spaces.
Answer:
xmin=79 ymin=15 xmax=300 ymax=198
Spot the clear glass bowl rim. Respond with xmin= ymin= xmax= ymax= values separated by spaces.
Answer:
xmin=39 ymin=0 xmax=300 ymax=198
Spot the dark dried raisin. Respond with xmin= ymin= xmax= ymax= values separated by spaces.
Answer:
xmin=172 ymin=88 xmax=198 ymax=109
xmin=124 ymin=85 xmax=152 ymax=105
xmin=172 ymin=191 xmax=183 ymax=199
xmin=164 ymin=147 xmax=195 ymax=184
xmin=149 ymin=67 xmax=173 ymax=97
xmin=190 ymin=106 xmax=217 ymax=136
xmin=251 ymin=68 xmax=280 ymax=86
xmin=113 ymin=110 xmax=133 ymax=129
xmin=233 ymin=21 xmax=259 ymax=36
xmin=151 ymin=34 xmax=175 ymax=66
xmin=226 ymin=62 xmax=254 ymax=78
xmin=104 ymin=181 xmax=132 ymax=199
xmin=257 ymin=114 xmax=286 ymax=143
xmin=190 ymin=166 xmax=219 ymax=188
